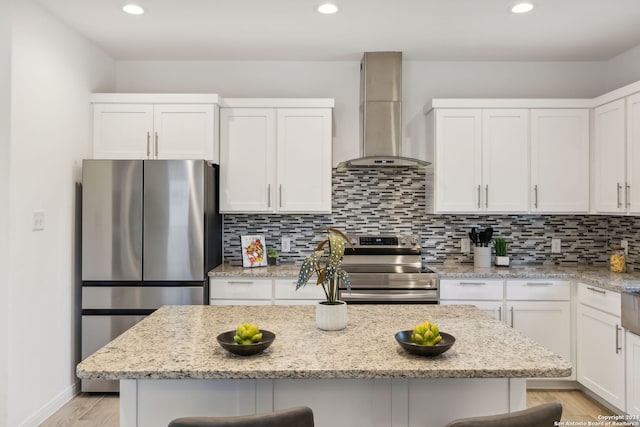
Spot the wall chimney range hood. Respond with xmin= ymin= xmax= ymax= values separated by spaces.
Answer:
xmin=340 ymin=51 xmax=430 ymax=168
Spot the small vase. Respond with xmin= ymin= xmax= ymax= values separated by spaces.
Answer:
xmin=495 ymin=256 xmax=510 ymax=267
xmin=315 ymin=301 xmax=348 ymax=331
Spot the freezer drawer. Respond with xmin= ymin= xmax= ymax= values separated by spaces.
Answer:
xmin=82 ymin=160 xmax=143 ymax=281
xmin=82 ymin=285 xmax=204 ymax=310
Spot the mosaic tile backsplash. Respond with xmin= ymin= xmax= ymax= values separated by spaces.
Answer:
xmin=223 ymin=168 xmax=632 ymax=269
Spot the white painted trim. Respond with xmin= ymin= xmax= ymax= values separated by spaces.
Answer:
xmin=120 ymin=380 xmax=137 ymax=427
xmin=18 ymin=381 xmax=79 ymax=427
xmin=424 ymin=98 xmax=593 ymax=113
xmin=509 ymin=378 xmax=527 ymax=412
xmin=220 ymin=98 xmax=335 ymax=108
xmin=592 ymin=80 xmax=640 ymax=107
xmin=91 ymin=93 xmax=221 ymax=104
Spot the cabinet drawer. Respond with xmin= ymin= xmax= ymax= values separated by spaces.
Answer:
xmin=209 ymin=278 xmax=272 ymax=300
xmin=578 ymin=282 xmax=621 ymax=317
xmin=274 ymin=279 xmax=325 ymax=300
xmin=505 ymin=279 xmax=571 ymax=301
xmin=439 ymin=279 xmax=504 ymax=300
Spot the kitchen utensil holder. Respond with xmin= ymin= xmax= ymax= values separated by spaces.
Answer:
xmin=474 ymin=246 xmax=491 ymax=268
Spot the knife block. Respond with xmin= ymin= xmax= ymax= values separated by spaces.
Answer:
xmin=474 ymin=246 xmax=491 ymax=268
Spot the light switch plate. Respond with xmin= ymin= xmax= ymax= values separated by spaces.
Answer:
xmin=551 ymin=238 xmax=561 ymax=253
xmin=281 ymin=237 xmax=291 ymax=252
xmin=32 ymin=210 xmax=45 ymax=231
xmin=621 ymin=240 xmax=629 ymax=255
xmin=461 ymin=237 xmax=470 ymax=253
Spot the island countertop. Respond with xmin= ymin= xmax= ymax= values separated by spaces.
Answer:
xmin=77 ymin=304 xmax=571 ymax=381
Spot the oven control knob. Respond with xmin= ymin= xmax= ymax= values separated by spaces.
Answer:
xmin=400 ymin=238 xmax=407 ymax=246
xmin=411 ymin=237 xmax=419 ymax=246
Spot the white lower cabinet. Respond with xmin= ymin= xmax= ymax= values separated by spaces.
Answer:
xmin=577 ymin=283 xmax=625 ymax=411
xmin=209 ymin=277 xmax=324 ymax=306
xmin=209 ymin=278 xmax=273 ymax=305
xmin=627 ymin=331 xmax=640 ymax=417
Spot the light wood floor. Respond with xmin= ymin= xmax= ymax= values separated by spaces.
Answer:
xmin=40 ymin=389 xmax=616 ymax=426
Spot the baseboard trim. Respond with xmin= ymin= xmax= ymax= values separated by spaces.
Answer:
xmin=18 ymin=380 xmax=79 ymax=427
xmin=527 ymin=379 xmax=580 ymax=390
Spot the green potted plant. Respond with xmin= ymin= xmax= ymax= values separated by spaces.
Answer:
xmin=493 ymin=237 xmax=509 ymax=267
xmin=267 ymin=247 xmax=278 ymax=266
xmin=297 ymin=228 xmax=351 ymax=330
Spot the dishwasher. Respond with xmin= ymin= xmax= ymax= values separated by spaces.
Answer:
xmin=622 ymin=290 xmax=640 ymax=335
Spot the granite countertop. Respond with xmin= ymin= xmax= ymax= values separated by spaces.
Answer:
xmin=209 ymin=263 xmax=640 ymax=293
xmin=77 ymin=304 xmax=571 ymax=381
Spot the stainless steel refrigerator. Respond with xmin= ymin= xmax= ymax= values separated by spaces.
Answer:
xmin=80 ymin=159 xmax=221 ymax=392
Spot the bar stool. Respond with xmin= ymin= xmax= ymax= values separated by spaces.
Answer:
xmin=168 ymin=406 xmax=314 ymax=427
xmin=445 ymin=402 xmax=562 ymax=427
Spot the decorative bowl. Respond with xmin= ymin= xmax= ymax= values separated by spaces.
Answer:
xmin=394 ymin=331 xmax=455 ymax=356
xmin=216 ymin=330 xmax=276 ymax=356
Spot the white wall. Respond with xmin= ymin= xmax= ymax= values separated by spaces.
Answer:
xmin=9 ymin=1 xmax=114 ymax=425
xmin=604 ymin=43 xmax=640 ymax=92
xmin=0 ymin=0 xmax=11 ymax=424
xmin=116 ymin=59 xmax=605 ymax=165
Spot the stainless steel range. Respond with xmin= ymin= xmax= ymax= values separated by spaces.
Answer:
xmin=338 ymin=234 xmax=438 ymax=303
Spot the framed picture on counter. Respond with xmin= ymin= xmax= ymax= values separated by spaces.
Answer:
xmin=240 ymin=235 xmax=268 ymax=267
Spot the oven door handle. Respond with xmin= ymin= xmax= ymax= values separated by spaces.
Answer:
xmin=342 ymin=292 xmax=437 ymax=300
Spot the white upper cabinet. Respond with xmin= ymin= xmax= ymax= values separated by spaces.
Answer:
xmin=91 ymin=94 xmax=219 ymax=162
xmin=481 ymin=109 xmax=529 ymax=212
xmin=432 ymin=108 xmax=528 ymax=213
xmin=434 ymin=109 xmax=482 ymax=212
xmin=627 ymin=93 xmax=640 ymax=214
xmin=593 ymin=99 xmax=627 ymax=213
xmin=276 ymin=108 xmax=332 ymax=213
xmin=219 ymin=108 xmax=276 ymax=213
xmin=530 ymin=109 xmax=590 ymax=213
xmin=219 ymin=100 xmax=333 ymax=214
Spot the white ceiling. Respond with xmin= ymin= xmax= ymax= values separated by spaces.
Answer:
xmin=34 ymin=0 xmax=640 ymax=62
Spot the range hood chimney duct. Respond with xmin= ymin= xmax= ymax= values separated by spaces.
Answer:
xmin=340 ymin=51 xmax=430 ymax=168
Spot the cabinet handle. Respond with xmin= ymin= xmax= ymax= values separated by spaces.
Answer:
xmin=267 ymin=184 xmax=271 ymax=208
xmin=510 ymin=306 xmax=514 ymax=327
xmin=615 ymin=324 xmax=622 ymax=354
xmin=485 ymin=185 xmax=489 ymax=209
xmin=146 ymin=132 xmax=151 ymax=157
xmin=459 ymin=282 xmax=486 ymax=285
xmin=586 ymin=286 xmax=606 ymax=295
xmin=617 ymin=182 xmax=622 ymax=208
xmin=626 ymin=182 xmax=631 ymax=208
xmin=227 ymin=281 xmax=254 ymax=285
xmin=534 ymin=185 xmax=538 ymax=209
xmin=155 ymin=131 xmax=159 ymax=157
xmin=526 ymin=282 xmax=553 ymax=286
xmin=477 ymin=185 xmax=481 ymax=209
xmin=279 ymin=184 xmax=283 ymax=208
xmin=498 ymin=306 xmax=502 ymax=321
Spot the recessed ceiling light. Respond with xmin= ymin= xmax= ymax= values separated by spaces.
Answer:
xmin=511 ymin=2 xmax=534 ymax=13
xmin=122 ymin=4 xmax=145 ymax=15
xmin=317 ymin=3 xmax=339 ymax=14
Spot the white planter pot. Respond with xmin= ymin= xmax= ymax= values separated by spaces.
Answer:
xmin=474 ymin=246 xmax=491 ymax=268
xmin=316 ymin=301 xmax=348 ymax=331
xmin=495 ymin=256 xmax=510 ymax=267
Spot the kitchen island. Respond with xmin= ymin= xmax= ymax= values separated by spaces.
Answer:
xmin=77 ymin=305 xmax=571 ymax=427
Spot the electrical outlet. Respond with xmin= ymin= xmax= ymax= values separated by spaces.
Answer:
xmin=32 ymin=210 xmax=45 ymax=231
xmin=281 ymin=237 xmax=291 ymax=252
xmin=551 ymin=238 xmax=561 ymax=254
xmin=461 ymin=237 xmax=470 ymax=253
xmin=621 ymin=240 xmax=629 ymax=255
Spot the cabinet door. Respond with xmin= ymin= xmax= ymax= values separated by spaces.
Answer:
xmin=594 ymin=99 xmax=626 ymax=213
xmin=627 ymin=331 xmax=640 ymax=417
xmin=530 ymin=109 xmax=589 ymax=213
xmin=627 ymin=93 xmax=640 ymax=214
xmin=435 ymin=109 xmax=482 ymax=212
xmin=507 ymin=301 xmax=572 ymax=364
xmin=577 ymin=303 xmax=625 ymax=411
xmin=481 ymin=109 xmax=529 ymax=212
xmin=219 ymin=108 xmax=276 ymax=212
xmin=153 ymin=104 xmax=216 ymax=161
xmin=209 ymin=278 xmax=273 ymax=303
xmin=93 ymin=104 xmax=153 ymax=159
xmin=276 ymin=108 xmax=332 ymax=213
